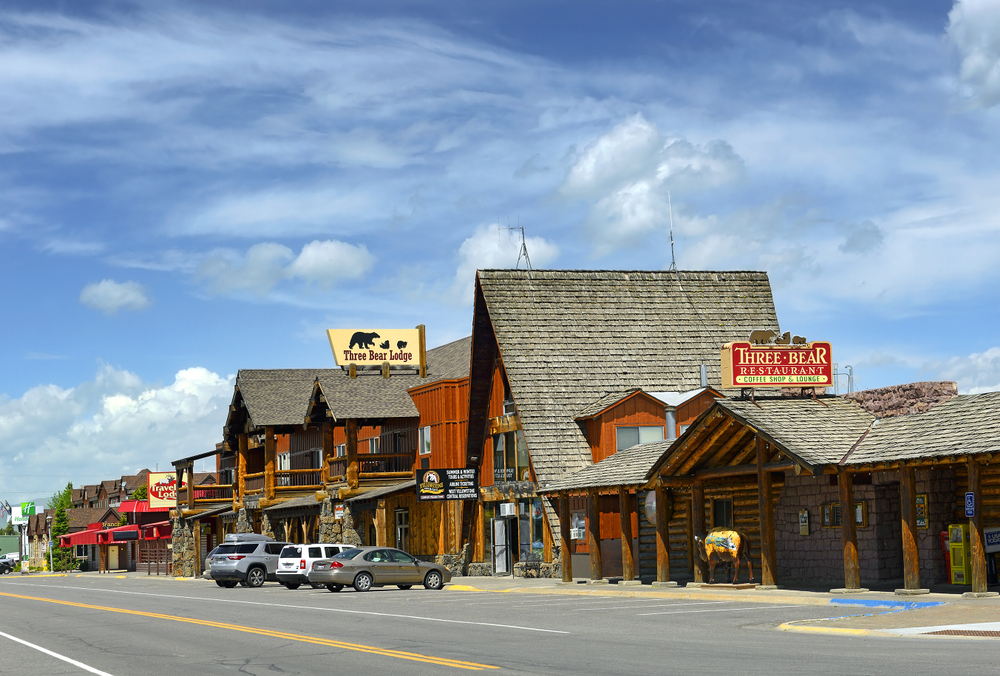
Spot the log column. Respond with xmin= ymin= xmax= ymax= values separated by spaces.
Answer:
xmin=193 ymin=521 xmax=202 ymax=577
xmin=186 ymin=463 xmax=195 ymax=510
xmin=237 ymin=433 xmax=248 ymax=508
xmin=559 ymin=492 xmax=573 ymax=583
xmin=619 ymin=486 xmax=635 ymax=582
xmin=692 ymin=480 xmax=705 ymax=583
xmin=264 ymin=426 xmax=276 ymax=500
xmin=587 ymin=489 xmax=602 ymax=581
xmin=654 ymin=483 xmax=672 ymax=584
xmin=346 ymin=420 xmax=359 ymax=488
xmin=969 ymin=456 xmax=988 ymax=594
xmin=322 ymin=425 xmax=333 ymax=485
xmin=899 ymin=464 xmax=922 ymax=591
xmin=756 ymin=437 xmax=776 ymax=586
xmin=839 ymin=470 xmax=862 ymax=590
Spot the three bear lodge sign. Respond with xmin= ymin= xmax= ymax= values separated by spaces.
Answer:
xmin=721 ymin=330 xmax=833 ymax=388
xmin=327 ymin=328 xmax=423 ymax=368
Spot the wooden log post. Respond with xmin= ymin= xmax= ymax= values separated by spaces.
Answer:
xmin=691 ymin=480 xmax=705 ymax=583
xmin=559 ymin=492 xmax=573 ymax=583
xmin=899 ymin=464 xmax=921 ymax=590
xmin=756 ymin=437 xmax=776 ymax=586
xmin=969 ymin=456 xmax=988 ymax=594
xmin=655 ymin=483 xmax=671 ymax=583
xmin=619 ymin=486 xmax=635 ymax=582
xmin=346 ymin=420 xmax=359 ymax=488
xmin=193 ymin=521 xmax=202 ymax=578
xmin=839 ymin=470 xmax=861 ymax=589
xmin=264 ymin=426 xmax=276 ymax=500
xmin=185 ymin=464 xmax=195 ymax=510
xmin=237 ymin=433 xmax=248 ymax=508
xmin=587 ymin=489 xmax=602 ymax=581
xmin=321 ymin=425 xmax=333 ymax=485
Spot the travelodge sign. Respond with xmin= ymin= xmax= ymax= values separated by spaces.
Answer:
xmin=721 ymin=337 xmax=833 ymax=388
xmin=147 ymin=472 xmax=187 ymax=509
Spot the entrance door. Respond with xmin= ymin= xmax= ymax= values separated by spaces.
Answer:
xmin=108 ymin=545 xmax=120 ymax=570
xmin=395 ymin=509 xmax=410 ymax=552
xmin=492 ymin=518 xmax=513 ymax=574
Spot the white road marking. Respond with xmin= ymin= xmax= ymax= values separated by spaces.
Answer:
xmin=573 ymin=600 xmax=732 ymax=612
xmin=0 ymin=629 xmax=115 ymax=676
xmin=5 ymin=582 xmax=568 ymax=634
xmin=638 ymin=604 xmax=803 ymax=616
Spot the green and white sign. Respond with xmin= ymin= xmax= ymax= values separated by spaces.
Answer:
xmin=21 ymin=502 xmax=35 ymax=516
xmin=11 ymin=505 xmax=28 ymax=526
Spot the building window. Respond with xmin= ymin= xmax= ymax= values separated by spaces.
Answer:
xmin=712 ymin=498 xmax=733 ymax=529
xmin=369 ymin=438 xmax=380 ymax=454
xmin=395 ymin=509 xmax=410 ymax=551
xmin=335 ymin=444 xmax=346 ymax=458
xmin=418 ymin=426 xmax=432 ymax=456
xmin=493 ymin=430 xmax=531 ymax=483
xmin=615 ymin=426 xmax=664 ymax=452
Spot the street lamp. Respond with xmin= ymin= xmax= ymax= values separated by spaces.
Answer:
xmin=46 ymin=515 xmax=53 ymax=573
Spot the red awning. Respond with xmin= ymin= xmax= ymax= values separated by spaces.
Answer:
xmin=60 ymin=527 xmax=103 ymax=547
xmin=96 ymin=524 xmax=141 ymax=544
xmin=119 ymin=500 xmax=169 ymax=513
xmin=141 ymin=521 xmax=173 ymax=540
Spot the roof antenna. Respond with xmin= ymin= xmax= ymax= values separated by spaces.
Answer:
xmin=501 ymin=218 xmax=532 ymax=277
xmin=667 ymin=190 xmax=677 ymax=272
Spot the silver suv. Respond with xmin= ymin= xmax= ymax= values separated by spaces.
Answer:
xmin=277 ymin=543 xmax=354 ymax=589
xmin=210 ymin=534 xmax=290 ymax=588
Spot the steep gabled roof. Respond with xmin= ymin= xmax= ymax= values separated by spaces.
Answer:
xmin=314 ymin=370 xmax=421 ymax=421
xmin=236 ymin=369 xmax=340 ymax=428
xmin=471 ymin=269 xmax=779 ymax=484
xmin=541 ymin=440 xmax=674 ymax=492
xmin=844 ymin=391 xmax=1000 ymax=465
xmin=574 ymin=389 xmax=644 ymax=420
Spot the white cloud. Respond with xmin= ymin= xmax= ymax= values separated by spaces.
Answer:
xmin=0 ymin=364 xmax=234 ymax=501
xmin=79 ymin=279 xmax=150 ymax=315
xmin=560 ymin=114 xmax=745 ymax=256
xmin=450 ymin=224 xmax=559 ymax=304
xmin=287 ymin=240 xmax=375 ymax=288
xmin=197 ymin=239 xmax=374 ymax=295
xmin=927 ymin=346 xmax=1000 ymax=394
xmin=948 ymin=0 xmax=1000 ymax=108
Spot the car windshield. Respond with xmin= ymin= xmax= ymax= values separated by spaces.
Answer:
xmin=331 ymin=548 xmax=363 ymax=560
xmin=280 ymin=546 xmax=302 ymax=559
xmin=214 ymin=545 xmax=238 ymax=555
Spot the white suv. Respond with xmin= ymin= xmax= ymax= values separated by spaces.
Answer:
xmin=277 ymin=543 xmax=354 ymax=589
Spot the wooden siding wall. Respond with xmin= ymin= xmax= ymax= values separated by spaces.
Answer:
xmin=589 ymin=396 xmax=667 ymax=463
xmin=381 ymin=492 xmax=458 ymax=556
xmin=410 ymin=378 xmax=470 ymax=469
xmin=289 ymin=429 xmax=321 ymax=454
xmin=567 ymin=494 xmax=640 ymax=554
xmin=675 ymin=391 xmax=720 ymax=436
xmin=479 ymin=362 xmax=509 ymax=489
xmin=332 ymin=424 xmax=382 ymax=447
xmin=953 ymin=463 xmax=1000 ymax=528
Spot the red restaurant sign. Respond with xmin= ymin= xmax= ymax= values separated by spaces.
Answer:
xmin=721 ymin=341 xmax=833 ymax=388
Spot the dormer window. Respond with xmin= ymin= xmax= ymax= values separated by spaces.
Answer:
xmin=615 ymin=425 xmax=664 ymax=452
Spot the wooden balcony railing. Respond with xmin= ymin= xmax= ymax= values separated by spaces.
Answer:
xmin=359 ymin=452 xmax=414 ymax=477
xmin=328 ymin=458 xmax=346 ymax=482
xmin=244 ymin=473 xmax=264 ymax=494
xmin=275 ymin=468 xmax=323 ymax=490
xmin=194 ymin=484 xmax=233 ymax=503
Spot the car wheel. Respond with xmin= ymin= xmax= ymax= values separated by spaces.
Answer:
xmin=326 ymin=583 xmax=343 ymax=592
xmin=224 ymin=581 xmax=238 ymax=588
xmin=353 ymin=572 xmax=373 ymax=592
xmin=423 ymin=570 xmax=443 ymax=590
xmin=397 ymin=584 xmax=412 ymax=590
xmin=246 ymin=566 xmax=266 ymax=588
xmin=282 ymin=582 xmax=300 ymax=590
xmin=215 ymin=580 xmax=227 ymax=587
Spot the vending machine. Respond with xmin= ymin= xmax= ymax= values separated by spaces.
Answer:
xmin=948 ymin=524 xmax=972 ymax=585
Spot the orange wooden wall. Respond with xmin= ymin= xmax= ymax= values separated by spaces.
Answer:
xmin=478 ymin=362 xmax=509 ymax=488
xmin=409 ymin=377 xmax=470 ymax=469
xmin=587 ymin=393 xmax=667 ymax=463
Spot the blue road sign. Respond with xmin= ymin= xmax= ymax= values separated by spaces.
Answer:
xmin=965 ymin=492 xmax=976 ymax=518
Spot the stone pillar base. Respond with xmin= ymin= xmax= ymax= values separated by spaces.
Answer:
xmin=587 ymin=578 xmax=609 ymax=585
xmin=651 ymin=581 xmax=678 ymax=587
xmin=962 ymin=591 xmax=1000 ymax=599
xmin=685 ymin=582 xmax=704 ymax=588
xmin=754 ymin=585 xmax=779 ymax=591
xmin=829 ymin=587 xmax=869 ymax=594
xmin=894 ymin=588 xmax=930 ymax=595
xmin=619 ymin=580 xmax=642 ymax=586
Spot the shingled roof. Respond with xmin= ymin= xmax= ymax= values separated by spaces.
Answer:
xmin=844 ymin=391 xmax=1000 ymax=466
xmin=714 ymin=397 xmax=876 ymax=470
xmin=541 ymin=439 xmax=674 ymax=492
xmin=471 ymin=269 xmax=779 ymax=485
xmin=230 ymin=337 xmax=472 ymax=431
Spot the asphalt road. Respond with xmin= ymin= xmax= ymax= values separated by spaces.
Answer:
xmin=1 ymin=575 xmax=999 ymax=675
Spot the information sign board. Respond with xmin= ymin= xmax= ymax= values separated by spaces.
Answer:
xmin=416 ymin=468 xmax=479 ymax=501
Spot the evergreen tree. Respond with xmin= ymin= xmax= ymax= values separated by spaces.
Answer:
xmin=47 ymin=482 xmax=73 ymax=512
xmin=51 ymin=504 xmax=74 ymax=571
xmin=131 ymin=483 xmax=147 ymax=500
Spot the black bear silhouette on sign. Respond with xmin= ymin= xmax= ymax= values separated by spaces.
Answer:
xmin=379 ymin=340 xmax=390 ymax=349
xmin=397 ymin=340 xmax=407 ymax=349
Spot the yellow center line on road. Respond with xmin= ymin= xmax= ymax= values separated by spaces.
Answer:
xmin=0 ymin=591 xmax=497 ymax=671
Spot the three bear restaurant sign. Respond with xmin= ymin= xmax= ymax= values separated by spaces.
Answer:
xmin=721 ymin=331 xmax=833 ymax=388
xmin=416 ymin=468 xmax=479 ymax=501
xmin=327 ymin=328 xmax=421 ymax=367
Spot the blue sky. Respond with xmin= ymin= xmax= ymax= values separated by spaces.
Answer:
xmin=3 ymin=0 xmax=1000 ymax=506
